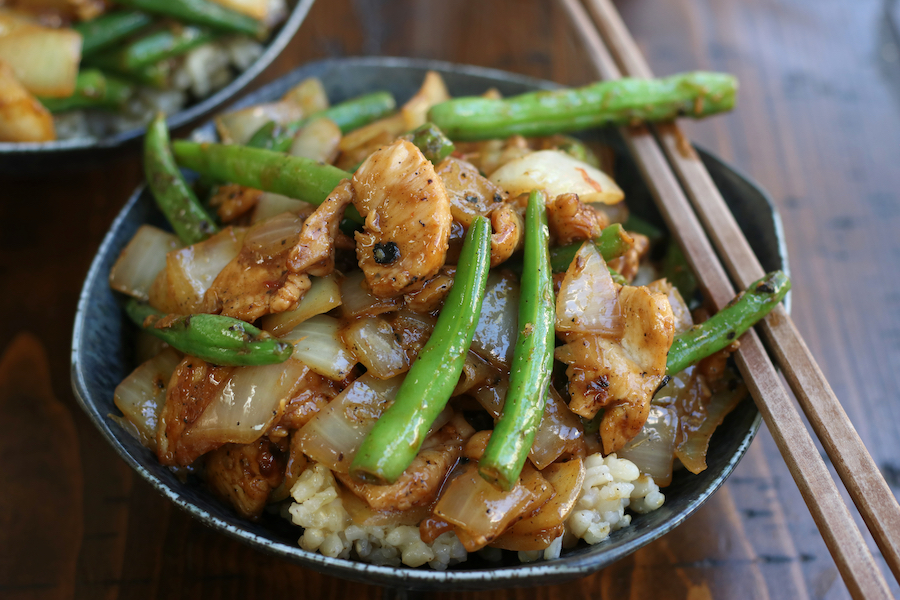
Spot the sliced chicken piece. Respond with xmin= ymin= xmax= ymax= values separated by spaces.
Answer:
xmin=555 ymin=285 xmax=674 ymax=454
xmin=270 ymin=372 xmax=342 ymax=432
xmin=206 ymin=213 xmax=311 ymax=321
xmin=156 ymin=356 xmax=234 ymax=467
xmin=546 ymin=192 xmax=609 ymax=246
xmin=434 ymin=156 xmax=505 ymax=227
xmin=489 ymin=202 xmax=523 ymax=267
xmin=403 ymin=265 xmax=456 ymax=313
xmin=434 ymin=156 xmax=521 ymax=266
xmin=288 ymin=180 xmax=354 ymax=277
xmin=205 ymin=438 xmax=286 ymax=520
xmin=209 ymin=184 xmax=264 ymax=223
xmin=351 ymin=139 xmax=452 ymax=297
xmin=335 ymin=414 xmax=473 ymax=512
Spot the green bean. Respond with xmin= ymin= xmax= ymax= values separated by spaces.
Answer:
xmin=74 ymin=10 xmax=155 ymax=57
xmin=479 ymin=190 xmax=555 ymax=490
xmin=88 ymin=23 xmax=216 ymax=72
xmin=246 ymin=91 xmax=397 ymax=151
xmin=129 ymin=59 xmax=173 ymax=88
xmin=666 ymin=271 xmax=791 ymax=375
xmin=125 ymin=300 xmax=293 ymax=366
xmin=170 ymin=141 xmax=363 ymax=223
xmin=349 ymin=216 xmax=492 ymax=485
xmin=145 ymin=115 xmax=219 ymax=245
xmin=115 ymin=0 xmax=264 ymax=37
xmin=549 ymin=223 xmax=633 ymax=273
xmin=38 ymin=70 xmax=134 ymax=113
xmin=407 ymin=122 xmax=455 ymax=164
xmin=428 ymin=72 xmax=738 ymax=141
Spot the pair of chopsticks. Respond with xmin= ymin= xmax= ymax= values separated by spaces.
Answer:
xmin=558 ymin=0 xmax=900 ymax=598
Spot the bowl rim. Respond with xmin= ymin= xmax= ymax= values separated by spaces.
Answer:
xmin=71 ymin=56 xmax=785 ymax=590
xmin=0 ymin=0 xmax=314 ymax=156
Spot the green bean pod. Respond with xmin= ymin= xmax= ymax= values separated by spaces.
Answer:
xmin=88 ymin=23 xmax=216 ymax=71
xmin=115 ymin=0 xmax=264 ymax=37
xmin=428 ymin=72 xmax=738 ymax=141
xmin=170 ymin=141 xmax=363 ymax=222
xmin=407 ymin=122 xmax=455 ymax=164
xmin=479 ymin=190 xmax=555 ymax=490
xmin=549 ymin=223 xmax=633 ymax=273
xmin=666 ymin=270 xmax=791 ymax=375
xmin=75 ymin=10 xmax=155 ymax=56
xmin=247 ymin=91 xmax=397 ymax=151
xmin=145 ymin=115 xmax=219 ymax=245
xmin=38 ymin=69 xmax=134 ymax=113
xmin=349 ymin=216 xmax=492 ymax=485
xmin=125 ymin=300 xmax=293 ymax=366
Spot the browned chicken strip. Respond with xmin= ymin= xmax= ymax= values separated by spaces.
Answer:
xmin=288 ymin=180 xmax=355 ymax=277
xmin=351 ymin=140 xmax=452 ymax=297
xmin=205 ymin=438 xmax=286 ymax=520
xmin=335 ymin=415 xmax=474 ymax=512
xmin=546 ymin=192 xmax=609 ymax=246
xmin=206 ymin=214 xmax=311 ymax=322
xmin=157 ymin=356 xmax=234 ymax=467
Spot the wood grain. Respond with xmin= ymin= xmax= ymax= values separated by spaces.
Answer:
xmin=582 ymin=0 xmax=900 ymax=584
xmin=2 ymin=0 xmax=900 ymax=598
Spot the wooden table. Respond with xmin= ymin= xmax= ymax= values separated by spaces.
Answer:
xmin=2 ymin=0 xmax=899 ymax=598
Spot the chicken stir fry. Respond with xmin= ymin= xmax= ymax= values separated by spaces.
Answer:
xmin=109 ymin=70 xmax=779 ymax=570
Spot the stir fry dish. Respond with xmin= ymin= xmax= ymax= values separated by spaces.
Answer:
xmin=108 ymin=70 xmax=789 ymax=569
xmin=0 ymin=0 xmax=287 ymax=142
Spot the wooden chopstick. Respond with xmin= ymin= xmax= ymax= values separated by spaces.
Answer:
xmin=557 ymin=0 xmax=895 ymax=598
xmin=582 ymin=0 xmax=900 ymax=587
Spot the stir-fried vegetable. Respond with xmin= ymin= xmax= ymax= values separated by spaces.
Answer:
xmin=125 ymin=299 xmax=293 ymax=366
xmin=144 ymin=114 xmax=219 ymax=244
xmin=479 ymin=190 xmax=555 ymax=491
xmin=116 ymin=0 xmax=265 ymax=37
xmin=666 ymin=270 xmax=790 ymax=374
xmin=349 ymin=216 xmax=492 ymax=485
xmin=428 ymin=71 xmax=738 ymax=141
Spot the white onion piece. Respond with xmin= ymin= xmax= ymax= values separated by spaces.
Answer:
xmin=506 ymin=457 xmax=585 ymax=535
xmin=555 ymin=242 xmax=623 ymax=336
xmin=340 ymin=270 xmax=401 ymax=317
xmin=0 ymin=25 xmax=81 ymax=97
xmin=215 ymin=101 xmax=303 ymax=145
xmin=471 ymin=382 xmax=583 ymax=469
xmin=675 ymin=373 xmax=747 ymax=474
xmin=297 ymin=372 xmax=404 ymax=473
xmin=617 ymin=404 xmax=678 ymax=486
xmin=280 ymin=315 xmax=357 ymax=380
xmin=165 ymin=227 xmax=244 ymax=314
xmin=109 ymin=225 xmax=181 ymax=301
xmin=470 ymin=271 xmax=519 ymax=368
xmin=251 ymin=193 xmax=313 ymax=224
xmin=186 ymin=358 xmax=309 ymax=446
xmin=433 ymin=463 xmax=538 ymax=551
xmin=488 ymin=150 xmax=624 ymax=205
xmin=0 ymin=60 xmax=54 ymax=142
xmin=261 ymin=274 xmax=342 ymax=336
xmin=290 ymin=117 xmax=341 ymax=163
xmin=113 ymin=348 xmax=181 ymax=451
xmin=281 ymin=76 xmax=329 ymax=114
xmin=452 ymin=351 xmax=496 ymax=397
xmin=341 ymin=316 xmax=410 ymax=380
xmin=243 ymin=211 xmax=304 ymax=256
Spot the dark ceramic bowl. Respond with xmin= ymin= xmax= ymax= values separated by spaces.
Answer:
xmin=0 ymin=0 xmax=314 ymax=175
xmin=71 ymin=57 xmax=789 ymax=592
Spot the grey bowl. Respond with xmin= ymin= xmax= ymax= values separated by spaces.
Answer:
xmin=0 ymin=0 xmax=314 ymax=174
xmin=71 ymin=57 xmax=788 ymax=592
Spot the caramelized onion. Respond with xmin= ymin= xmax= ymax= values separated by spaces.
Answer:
xmin=555 ymin=242 xmax=622 ymax=336
xmin=470 ymin=271 xmax=519 ymax=368
xmin=109 ymin=225 xmax=181 ymax=301
xmin=341 ymin=315 xmax=410 ymax=380
xmin=113 ymin=348 xmax=182 ymax=450
xmin=185 ymin=358 xmax=310 ymax=446
xmin=617 ymin=405 xmax=678 ymax=486
xmin=280 ymin=315 xmax=357 ymax=380
xmin=261 ymin=274 xmax=342 ymax=336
